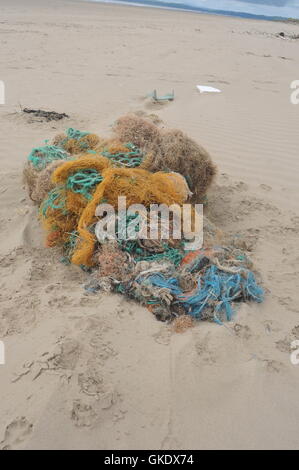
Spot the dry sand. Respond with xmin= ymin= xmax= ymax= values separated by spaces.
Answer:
xmin=0 ymin=0 xmax=299 ymax=450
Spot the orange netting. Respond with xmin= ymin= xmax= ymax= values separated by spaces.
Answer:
xmin=71 ymin=167 xmax=188 ymax=266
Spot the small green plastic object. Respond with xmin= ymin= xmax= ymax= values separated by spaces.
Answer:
xmin=149 ymin=90 xmax=175 ymax=101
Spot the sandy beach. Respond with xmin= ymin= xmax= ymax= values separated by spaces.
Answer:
xmin=1 ymin=0 xmax=299 ymax=450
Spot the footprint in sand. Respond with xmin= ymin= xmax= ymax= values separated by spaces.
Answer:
xmin=276 ymin=325 xmax=299 ymax=354
xmin=263 ymin=359 xmax=284 ymax=374
xmin=71 ymin=399 xmax=96 ymax=428
xmin=78 ymin=369 xmax=116 ymax=410
xmin=1 ymin=417 xmax=33 ymax=450
xmin=161 ymin=435 xmax=181 ymax=450
xmin=276 ymin=338 xmax=292 ymax=353
xmin=52 ymin=338 xmax=81 ymax=371
xmin=144 ymin=100 xmax=170 ymax=111
xmin=48 ymin=295 xmax=73 ymax=309
xmin=234 ymin=323 xmax=252 ymax=340
xmin=291 ymin=325 xmax=299 ymax=336
xmin=195 ymin=334 xmax=216 ymax=365
xmin=259 ymin=184 xmax=272 ymax=191
xmin=153 ymin=327 xmax=171 ymax=346
xmin=277 ymin=296 xmax=299 ymax=314
xmin=233 ymin=181 xmax=249 ymax=192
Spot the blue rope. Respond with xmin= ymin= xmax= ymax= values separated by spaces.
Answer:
xmin=142 ymin=265 xmax=264 ymax=323
xmin=143 ymin=274 xmax=182 ymax=296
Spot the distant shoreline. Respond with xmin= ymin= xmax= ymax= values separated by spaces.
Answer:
xmin=86 ymin=0 xmax=296 ymax=22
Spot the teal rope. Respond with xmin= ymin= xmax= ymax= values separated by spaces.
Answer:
xmin=101 ymin=143 xmax=143 ymax=168
xmin=66 ymin=128 xmax=89 ymax=140
xmin=66 ymin=169 xmax=103 ymax=200
xmin=61 ymin=230 xmax=80 ymax=264
xmin=136 ymin=265 xmax=264 ymax=322
xmin=58 ymin=128 xmax=91 ymax=151
xmin=28 ymin=145 xmax=68 ymax=170
xmin=41 ymin=186 xmax=66 ymax=217
xmin=115 ymin=213 xmax=183 ymax=266
xmin=135 ymin=246 xmax=183 ymax=266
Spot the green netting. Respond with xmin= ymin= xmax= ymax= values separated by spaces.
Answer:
xmin=135 ymin=246 xmax=183 ymax=266
xmin=66 ymin=169 xmax=103 ymax=200
xmin=40 ymin=186 xmax=66 ymax=217
xmin=115 ymin=213 xmax=184 ymax=266
xmin=101 ymin=143 xmax=143 ymax=168
xmin=61 ymin=226 xmax=96 ymax=270
xmin=58 ymin=128 xmax=91 ymax=152
xmin=28 ymin=145 xmax=68 ymax=170
xmin=120 ymin=240 xmax=183 ymax=266
xmin=66 ymin=128 xmax=89 ymax=140
xmin=61 ymin=230 xmax=80 ymax=264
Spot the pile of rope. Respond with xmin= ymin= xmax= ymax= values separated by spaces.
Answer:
xmin=28 ymin=145 xmax=69 ymax=170
xmin=101 ymin=142 xmax=144 ymax=168
xmin=89 ymin=244 xmax=263 ymax=323
xmin=23 ymin=117 xmax=264 ymax=326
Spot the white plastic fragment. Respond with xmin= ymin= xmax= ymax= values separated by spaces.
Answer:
xmin=196 ymin=85 xmax=222 ymax=94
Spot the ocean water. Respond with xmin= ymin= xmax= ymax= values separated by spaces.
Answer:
xmin=90 ymin=0 xmax=299 ymax=20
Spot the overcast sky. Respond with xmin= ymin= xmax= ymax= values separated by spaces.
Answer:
xmin=155 ymin=0 xmax=299 ymax=17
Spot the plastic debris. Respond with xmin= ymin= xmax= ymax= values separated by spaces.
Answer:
xmin=23 ymin=116 xmax=264 ymax=327
xmin=149 ymin=90 xmax=174 ymax=101
xmin=196 ymin=85 xmax=221 ymax=93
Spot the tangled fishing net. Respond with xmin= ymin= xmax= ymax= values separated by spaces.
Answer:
xmin=113 ymin=114 xmax=161 ymax=151
xmin=113 ymin=114 xmax=217 ymax=202
xmin=23 ymin=144 xmax=70 ymax=201
xmin=23 ymin=117 xmax=264 ymax=327
xmin=172 ymin=315 xmax=195 ymax=333
xmin=52 ymin=128 xmax=101 ymax=155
